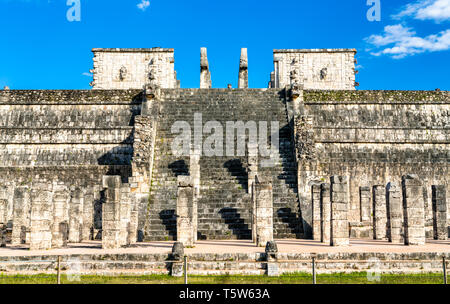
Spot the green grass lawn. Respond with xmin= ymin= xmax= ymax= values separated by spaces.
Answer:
xmin=0 ymin=272 xmax=446 ymax=284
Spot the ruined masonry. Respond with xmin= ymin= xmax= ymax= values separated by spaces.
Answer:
xmin=402 ymin=175 xmax=426 ymax=246
xmin=0 ymin=47 xmax=448 ymax=250
xmin=176 ymin=176 xmax=195 ymax=247
xmin=388 ymin=183 xmax=403 ymax=243
xmin=311 ymin=183 xmax=322 ymax=241
xmin=253 ymin=178 xmax=274 ymax=247
xmin=320 ymin=183 xmax=331 ymax=243
xmin=432 ymin=185 xmax=447 ymax=241
xmin=373 ymin=185 xmax=388 ymax=240
xmin=330 ymin=176 xmax=350 ymax=246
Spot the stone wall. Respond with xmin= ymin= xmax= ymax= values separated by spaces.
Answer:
xmin=271 ymin=49 xmax=356 ymax=90
xmin=296 ymin=90 xmax=449 ymax=236
xmin=0 ymin=90 xmax=142 ymax=167
xmin=91 ymin=48 xmax=178 ymax=89
xmin=2 ymin=252 xmax=448 ymax=276
xmin=0 ymin=87 xmax=448 ymax=245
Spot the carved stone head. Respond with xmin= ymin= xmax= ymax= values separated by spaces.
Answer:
xmin=119 ymin=66 xmax=127 ymax=81
xmin=171 ymin=242 xmax=184 ymax=260
xmin=148 ymin=69 xmax=156 ymax=81
xmin=290 ymin=69 xmax=299 ymax=80
xmin=320 ymin=67 xmax=328 ymax=80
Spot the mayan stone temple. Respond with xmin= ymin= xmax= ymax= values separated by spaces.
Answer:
xmin=0 ymin=47 xmax=448 ymax=275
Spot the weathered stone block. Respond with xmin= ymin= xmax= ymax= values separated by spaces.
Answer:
xmin=432 ymin=185 xmax=447 ymax=240
xmin=388 ymin=182 xmax=403 ymax=243
xmin=68 ymin=187 xmax=84 ymax=243
xmin=11 ymin=186 xmax=30 ymax=246
xmin=373 ymin=185 xmax=388 ymax=240
xmin=320 ymin=183 xmax=331 ymax=243
xmin=402 ymin=175 xmax=426 ymax=246
xmin=29 ymin=181 xmax=53 ymax=251
xmin=176 ymin=176 xmax=195 ymax=247
xmin=238 ymin=48 xmax=249 ymax=89
xmin=200 ymin=48 xmax=212 ymax=89
xmin=266 ymin=262 xmax=279 ymax=277
xmin=311 ymin=183 xmax=321 ymax=241
xmin=0 ymin=224 xmax=6 ymax=247
xmin=255 ymin=180 xmax=273 ymax=247
xmin=102 ymin=175 xmax=131 ymax=249
xmin=330 ymin=176 xmax=349 ymax=246
xmin=360 ymin=186 xmax=371 ymax=222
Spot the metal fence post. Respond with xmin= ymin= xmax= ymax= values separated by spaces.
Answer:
xmin=444 ymin=256 xmax=447 ymax=285
xmin=57 ymin=256 xmax=61 ymax=285
xmin=312 ymin=256 xmax=316 ymax=284
xmin=184 ymin=255 xmax=188 ymax=285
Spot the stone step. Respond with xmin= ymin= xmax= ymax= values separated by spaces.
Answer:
xmin=146 ymin=90 xmax=301 ymax=240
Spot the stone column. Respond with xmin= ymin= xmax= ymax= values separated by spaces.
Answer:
xmin=119 ymin=184 xmax=131 ymax=247
xmin=82 ymin=186 xmax=95 ymax=241
xmin=238 ymin=48 xmax=248 ymax=88
xmin=311 ymin=183 xmax=322 ymax=241
xmin=0 ymin=224 xmax=6 ymax=247
xmin=190 ymin=144 xmax=201 ymax=243
xmin=51 ymin=182 xmax=69 ymax=248
xmin=373 ymin=185 xmax=388 ymax=240
xmin=402 ymin=174 xmax=426 ymax=246
xmin=93 ymin=185 xmax=103 ymax=240
xmin=247 ymin=142 xmax=258 ymax=195
xmin=360 ymin=186 xmax=371 ymax=222
xmin=432 ymin=185 xmax=447 ymax=240
xmin=255 ymin=178 xmax=274 ymax=247
xmin=11 ymin=186 xmax=30 ymax=246
xmin=320 ymin=183 xmax=331 ymax=243
xmin=295 ymin=115 xmax=316 ymax=239
xmin=29 ymin=181 xmax=53 ymax=251
xmin=330 ymin=176 xmax=349 ymax=246
xmin=102 ymin=176 xmax=123 ymax=249
xmin=423 ymin=186 xmax=433 ymax=239
xmin=128 ymin=203 xmax=139 ymax=245
xmin=265 ymin=241 xmax=278 ymax=276
xmin=200 ymin=47 xmax=212 ymax=89
xmin=388 ymin=182 xmax=403 ymax=243
xmin=176 ymin=176 xmax=195 ymax=247
xmin=68 ymin=187 xmax=84 ymax=243
xmin=170 ymin=242 xmax=184 ymax=277
xmin=0 ymin=199 xmax=6 ymax=227
xmin=130 ymin=114 xmax=156 ymax=241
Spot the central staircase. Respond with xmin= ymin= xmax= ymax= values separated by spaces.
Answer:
xmin=145 ymin=89 xmax=303 ymax=241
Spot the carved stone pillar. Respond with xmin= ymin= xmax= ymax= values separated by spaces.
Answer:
xmin=200 ymin=47 xmax=212 ymax=89
xmin=330 ymin=176 xmax=349 ymax=246
xmin=402 ymin=175 xmax=425 ymax=246
xmin=254 ymin=178 xmax=274 ymax=247
xmin=432 ymin=185 xmax=447 ymax=240
xmin=29 ymin=180 xmax=53 ymax=250
xmin=373 ymin=185 xmax=388 ymax=240
xmin=238 ymin=48 xmax=248 ymax=88
xmin=388 ymin=182 xmax=403 ymax=243
xmin=176 ymin=176 xmax=195 ymax=247
xmin=320 ymin=183 xmax=331 ymax=243
xmin=11 ymin=186 xmax=30 ymax=246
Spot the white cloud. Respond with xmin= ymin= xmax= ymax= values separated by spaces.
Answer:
xmin=366 ymin=24 xmax=450 ymax=58
xmin=393 ymin=0 xmax=450 ymax=22
xmin=137 ymin=0 xmax=150 ymax=11
xmin=82 ymin=72 xmax=93 ymax=77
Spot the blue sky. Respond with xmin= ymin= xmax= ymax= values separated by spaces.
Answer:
xmin=0 ymin=0 xmax=449 ymax=90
